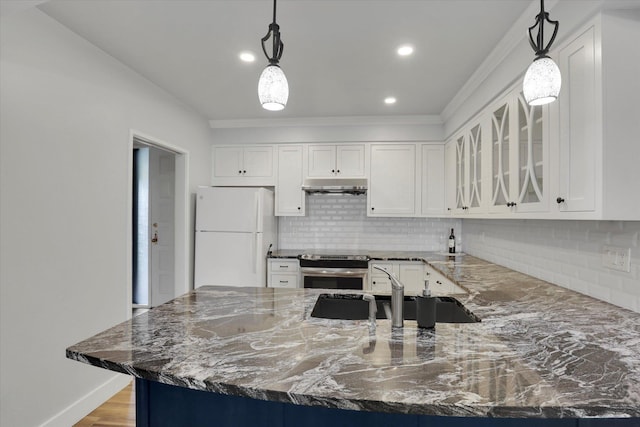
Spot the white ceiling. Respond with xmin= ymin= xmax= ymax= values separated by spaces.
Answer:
xmin=38 ymin=0 xmax=535 ymax=123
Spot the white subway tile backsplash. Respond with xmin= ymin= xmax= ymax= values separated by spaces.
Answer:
xmin=278 ymin=194 xmax=461 ymax=252
xmin=463 ymin=219 xmax=640 ymax=313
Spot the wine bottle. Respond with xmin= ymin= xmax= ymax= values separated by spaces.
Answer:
xmin=448 ymin=228 xmax=456 ymax=254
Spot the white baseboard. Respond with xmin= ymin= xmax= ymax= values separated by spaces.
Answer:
xmin=39 ymin=374 xmax=132 ymax=427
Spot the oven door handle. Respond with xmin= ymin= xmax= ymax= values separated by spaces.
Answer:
xmin=300 ymin=267 xmax=368 ymax=277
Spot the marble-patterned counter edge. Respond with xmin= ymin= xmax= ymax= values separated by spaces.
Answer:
xmin=67 ymin=255 xmax=640 ymax=419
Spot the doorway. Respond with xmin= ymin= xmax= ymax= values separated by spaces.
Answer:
xmin=128 ymin=132 xmax=189 ymax=314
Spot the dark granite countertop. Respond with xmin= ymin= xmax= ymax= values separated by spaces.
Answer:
xmin=67 ymin=254 xmax=640 ymax=418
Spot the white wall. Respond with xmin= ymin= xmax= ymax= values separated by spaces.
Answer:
xmin=0 ymin=8 xmax=212 ymax=427
xmin=462 ymin=219 xmax=640 ymax=313
xmin=279 ymin=194 xmax=460 ymax=252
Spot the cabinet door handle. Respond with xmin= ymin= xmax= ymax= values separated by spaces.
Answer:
xmin=279 ymin=265 xmax=289 ymax=268
xmin=331 ymin=169 xmax=335 ymax=173
xmin=297 ymin=206 xmax=301 ymax=210
xmin=336 ymin=169 xmax=340 ymax=173
xmin=556 ymin=197 xmax=565 ymax=204
xmin=371 ymin=207 xmax=375 ymax=211
xmin=238 ymin=170 xmax=242 ymax=174
xmin=279 ymin=280 xmax=288 ymax=284
xmin=243 ymin=170 xmax=247 ymax=174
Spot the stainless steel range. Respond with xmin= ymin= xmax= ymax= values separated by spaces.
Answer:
xmin=299 ymin=253 xmax=370 ymax=290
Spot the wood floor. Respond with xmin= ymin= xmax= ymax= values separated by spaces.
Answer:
xmin=74 ymin=382 xmax=135 ymax=427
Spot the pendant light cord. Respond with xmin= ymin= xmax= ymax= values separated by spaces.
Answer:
xmin=273 ymin=0 xmax=277 ymax=24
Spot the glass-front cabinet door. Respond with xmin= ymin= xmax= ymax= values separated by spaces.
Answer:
xmin=488 ymin=86 xmax=549 ymax=214
xmin=455 ymin=134 xmax=469 ymax=213
xmin=446 ymin=81 xmax=549 ymax=217
xmin=514 ymin=91 xmax=548 ymax=212
xmin=489 ymin=99 xmax=511 ymax=213
xmin=448 ymin=119 xmax=486 ymax=215
xmin=468 ymin=123 xmax=483 ymax=210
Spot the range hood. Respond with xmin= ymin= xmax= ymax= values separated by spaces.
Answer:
xmin=301 ymin=178 xmax=367 ymax=195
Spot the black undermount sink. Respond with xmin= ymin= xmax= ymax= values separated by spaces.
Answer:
xmin=310 ymin=293 xmax=480 ymax=323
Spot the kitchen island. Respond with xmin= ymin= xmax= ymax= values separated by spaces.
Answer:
xmin=67 ymin=254 xmax=640 ymax=426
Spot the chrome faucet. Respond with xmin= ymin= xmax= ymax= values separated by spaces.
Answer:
xmin=371 ymin=264 xmax=404 ymax=328
xmin=362 ymin=294 xmax=377 ymax=325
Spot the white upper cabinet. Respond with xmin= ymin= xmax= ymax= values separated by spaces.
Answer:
xmin=420 ymin=144 xmax=446 ymax=216
xmin=513 ymin=90 xmax=548 ymax=213
xmin=211 ymin=145 xmax=274 ymax=186
xmin=276 ymin=145 xmax=305 ymax=216
xmin=467 ymin=123 xmax=484 ymax=212
xmin=307 ymin=144 xmax=365 ymax=177
xmin=368 ymin=144 xmax=418 ymax=217
xmin=549 ymin=14 xmax=640 ymax=220
xmin=446 ymin=119 xmax=486 ymax=215
xmin=488 ymin=87 xmax=549 ymax=214
xmin=488 ymin=97 xmax=512 ymax=213
xmin=553 ymin=24 xmax=598 ymax=214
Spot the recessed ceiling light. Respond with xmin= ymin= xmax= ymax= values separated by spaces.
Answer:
xmin=397 ymin=45 xmax=414 ymax=56
xmin=384 ymin=97 xmax=397 ymax=105
xmin=239 ymin=52 xmax=256 ymax=62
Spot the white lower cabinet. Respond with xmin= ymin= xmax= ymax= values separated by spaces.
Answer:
xmin=369 ymin=262 xmax=425 ymax=295
xmin=398 ymin=263 xmax=426 ymax=294
xmin=267 ymin=259 xmax=300 ymax=288
xmin=369 ymin=262 xmax=395 ymax=293
xmin=369 ymin=261 xmax=466 ymax=296
xmin=425 ymin=266 xmax=466 ymax=295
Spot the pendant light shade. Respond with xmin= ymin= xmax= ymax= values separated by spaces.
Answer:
xmin=258 ymin=64 xmax=288 ymax=111
xmin=259 ymin=0 xmax=288 ymax=111
xmin=523 ymin=0 xmax=561 ymax=106
xmin=523 ymin=56 xmax=561 ymax=106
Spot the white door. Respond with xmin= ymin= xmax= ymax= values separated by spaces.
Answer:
xmin=336 ymin=144 xmax=365 ymax=177
xmin=195 ymin=232 xmax=263 ymax=287
xmin=196 ymin=187 xmax=261 ymax=232
xmin=369 ymin=144 xmax=417 ymax=216
xmin=421 ymin=145 xmax=445 ymax=216
xmin=212 ymin=146 xmax=243 ymax=178
xmin=307 ymin=145 xmax=336 ymax=177
xmin=149 ymin=148 xmax=176 ymax=307
xmin=557 ymin=26 xmax=597 ymax=212
xmin=276 ymin=145 xmax=305 ymax=216
xmin=243 ymin=146 xmax=273 ymax=177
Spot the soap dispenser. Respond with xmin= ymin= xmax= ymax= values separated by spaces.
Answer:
xmin=416 ymin=278 xmax=436 ymax=329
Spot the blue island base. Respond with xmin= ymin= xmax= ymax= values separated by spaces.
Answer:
xmin=135 ymin=379 xmax=636 ymax=427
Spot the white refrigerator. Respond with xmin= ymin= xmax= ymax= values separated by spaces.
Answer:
xmin=194 ymin=187 xmax=277 ymax=288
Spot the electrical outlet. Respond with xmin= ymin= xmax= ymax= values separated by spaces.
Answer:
xmin=602 ymin=245 xmax=631 ymax=272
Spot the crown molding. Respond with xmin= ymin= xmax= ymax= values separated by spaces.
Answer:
xmin=441 ymin=0 xmax=559 ymax=123
xmin=209 ymin=115 xmax=443 ymax=129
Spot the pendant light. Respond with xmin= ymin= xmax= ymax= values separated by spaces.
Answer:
xmin=258 ymin=0 xmax=288 ymax=111
xmin=523 ymin=0 xmax=561 ymax=106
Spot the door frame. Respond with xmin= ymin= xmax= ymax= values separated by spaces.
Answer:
xmin=126 ymin=130 xmax=190 ymax=318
